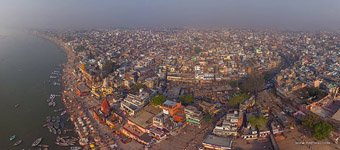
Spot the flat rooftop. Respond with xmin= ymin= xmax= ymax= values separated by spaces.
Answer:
xmin=310 ymin=105 xmax=332 ymax=118
xmin=203 ymin=134 xmax=233 ymax=148
xmin=163 ymin=100 xmax=177 ymax=107
xmin=332 ymin=109 xmax=340 ymax=121
xmin=128 ymin=105 xmax=162 ymax=129
xmin=121 ymin=101 xmax=139 ymax=111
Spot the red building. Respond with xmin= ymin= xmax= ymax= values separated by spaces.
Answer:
xmin=101 ymin=98 xmax=111 ymax=116
xmin=161 ymin=100 xmax=186 ymax=123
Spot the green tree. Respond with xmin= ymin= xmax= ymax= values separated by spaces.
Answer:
xmin=228 ymin=93 xmax=250 ymax=107
xmin=179 ymin=94 xmax=194 ymax=106
xmin=312 ymin=122 xmax=333 ymax=140
xmin=307 ymin=87 xmax=325 ymax=99
xmin=302 ymin=115 xmax=319 ymax=129
xmin=203 ymin=113 xmax=212 ymax=123
xmin=248 ymin=115 xmax=268 ymax=129
xmin=150 ymin=94 xmax=166 ymax=106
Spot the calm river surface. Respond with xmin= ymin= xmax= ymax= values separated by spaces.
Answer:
xmin=0 ymin=31 xmax=75 ymax=149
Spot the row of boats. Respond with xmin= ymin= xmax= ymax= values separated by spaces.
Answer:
xmin=48 ymin=68 xmax=82 ymax=148
xmin=9 ymin=135 xmax=42 ymax=147
xmin=49 ymin=69 xmax=62 ymax=86
xmin=48 ymin=68 xmax=62 ymax=107
xmin=44 ymin=115 xmax=66 ymax=135
xmin=56 ymin=136 xmax=78 ymax=147
xmin=9 ymin=135 xmax=22 ymax=147
xmin=7 ymin=67 xmax=81 ymax=149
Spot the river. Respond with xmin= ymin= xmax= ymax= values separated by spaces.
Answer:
xmin=0 ymin=31 xmax=76 ymax=149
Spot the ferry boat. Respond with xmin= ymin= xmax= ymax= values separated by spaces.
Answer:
xmin=32 ymin=137 xmax=43 ymax=147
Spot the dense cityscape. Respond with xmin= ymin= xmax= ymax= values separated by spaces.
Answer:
xmin=31 ymin=28 xmax=340 ymax=150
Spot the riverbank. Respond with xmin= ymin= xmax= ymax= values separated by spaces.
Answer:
xmin=36 ymin=33 xmax=116 ymax=149
xmin=35 ymin=33 xmax=85 ymax=145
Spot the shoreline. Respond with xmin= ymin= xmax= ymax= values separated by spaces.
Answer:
xmin=35 ymin=33 xmax=83 ymax=145
xmin=36 ymin=33 xmax=113 ymax=149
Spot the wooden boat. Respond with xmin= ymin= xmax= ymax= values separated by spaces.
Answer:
xmin=32 ymin=137 xmax=43 ymax=147
xmin=13 ymin=139 xmax=22 ymax=146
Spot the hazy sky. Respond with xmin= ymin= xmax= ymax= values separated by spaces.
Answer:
xmin=1 ymin=0 xmax=340 ymax=30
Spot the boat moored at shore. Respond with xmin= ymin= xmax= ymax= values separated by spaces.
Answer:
xmin=13 ymin=139 xmax=22 ymax=146
xmin=32 ymin=137 xmax=43 ymax=147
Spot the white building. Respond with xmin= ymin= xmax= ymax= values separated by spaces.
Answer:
xmin=121 ymin=89 xmax=150 ymax=116
xmin=213 ymin=110 xmax=241 ymax=136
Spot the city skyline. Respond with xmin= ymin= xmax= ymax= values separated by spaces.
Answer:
xmin=1 ymin=0 xmax=340 ymax=30
xmin=0 ymin=1 xmax=340 ymax=149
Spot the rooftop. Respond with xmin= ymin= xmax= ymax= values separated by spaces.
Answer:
xmin=129 ymin=105 xmax=162 ymax=129
xmin=203 ymin=134 xmax=233 ymax=148
xmin=332 ymin=109 xmax=340 ymax=122
xmin=77 ymin=82 xmax=90 ymax=92
xmin=163 ymin=100 xmax=177 ymax=108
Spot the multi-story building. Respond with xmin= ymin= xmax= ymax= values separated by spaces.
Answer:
xmin=213 ymin=110 xmax=242 ymax=136
xmin=184 ymin=106 xmax=203 ymax=127
xmin=121 ymin=89 xmax=150 ymax=116
xmin=152 ymin=112 xmax=175 ymax=130
xmin=161 ymin=100 xmax=186 ymax=123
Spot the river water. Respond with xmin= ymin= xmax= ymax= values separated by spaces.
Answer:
xmin=0 ymin=31 xmax=76 ymax=149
